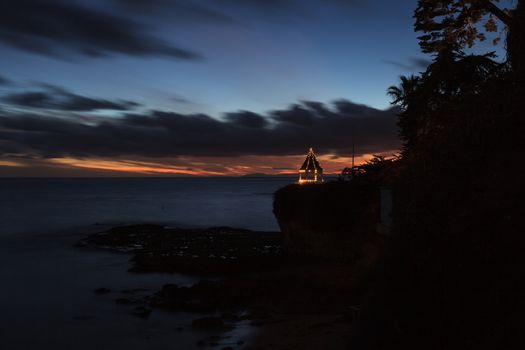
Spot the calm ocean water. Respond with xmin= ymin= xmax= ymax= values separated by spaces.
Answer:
xmin=0 ymin=177 xmax=295 ymax=236
xmin=0 ymin=177 xmax=296 ymax=349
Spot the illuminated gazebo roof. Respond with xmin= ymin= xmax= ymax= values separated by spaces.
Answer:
xmin=300 ymin=148 xmax=322 ymax=172
xmin=298 ymin=147 xmax=323 ymax=184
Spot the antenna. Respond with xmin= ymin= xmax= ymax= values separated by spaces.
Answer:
xmin=351 ymin=123 xmax=355 ymax=176
xmin=352 ymin=136 xmax=355 ymax=170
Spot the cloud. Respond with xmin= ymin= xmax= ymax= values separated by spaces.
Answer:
xmin=411 ymin=57 xmax=431 ymax=69
xmin=223 ymin=0 xmax=366 ymax=9
xmin=222 ymin=0 xmax=293 ymax=7
xmin=221 ymin=0 xmax=371 ymax=18
xmin=115 ymin=0 xmax=236 ymax=25
xmin=272 ymin=104 xmax=321 ymax=126
xmin=0 ymin=100 xmax=400 ymax=160
xmin=2 ymin=84 xmax=141 ymax=112
xmin=0 ymin=74 xmax=12 ymax=86
xmin=224 ymin=111 xmax=270 ymax=128
xmin=383 ymin=57 xmax=431 ymax=71
xmin=171 ymin=95 xmax=193 ymax=104
xmin=0 ymin=0 xmax=201 ymax=60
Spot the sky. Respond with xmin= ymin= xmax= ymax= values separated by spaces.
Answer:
xmin=0 ymin=0 xmax=445 ymax=176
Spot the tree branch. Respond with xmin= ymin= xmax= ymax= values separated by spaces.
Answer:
xmin=483 ymin=0 xmax=512 ymax=26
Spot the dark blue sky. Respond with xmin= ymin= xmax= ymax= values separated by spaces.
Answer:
xmin=0 ymin=0 xmax=511 ymax=176
xmin=0 ymin=0 xmax=425 ymax=114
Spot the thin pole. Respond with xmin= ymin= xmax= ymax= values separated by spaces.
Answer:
xmin=351 ymin=122 xmax=355 ymax=176
xmin=352 ymin=137 xmax=355 ymax=170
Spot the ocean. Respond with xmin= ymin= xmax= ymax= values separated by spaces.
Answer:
xmin=0 ymin=177 xmax=295 ymax=236
xmin=0 ymin=177 xmax=294 ymax=349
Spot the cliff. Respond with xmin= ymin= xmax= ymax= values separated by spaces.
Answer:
xmin=273 ymin=159 xmax=400 ymax=261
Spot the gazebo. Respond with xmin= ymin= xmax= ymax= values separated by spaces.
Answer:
xmin=298 ymin=147 xmax=323 ymax=184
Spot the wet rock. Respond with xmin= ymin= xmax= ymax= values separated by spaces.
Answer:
xmin=131 ymin=306 xmax=152 ymax=318
xmin=73 ymin=315 xmax=95 ymax=321
xmin=191 ymin=317 xmax=227 ymax=330
xmin=221 ymin=312 xmax=240 ymax=321
xmin=157 ymin=284 xmax=180 ymax=297
xmin=208 ymin=335 xmax=232 ymax=341
xmin=94 ymin=287 xmax=111 ymax=294
xmin=241 ymin=310 xmax=270 ymax=320
xmin=79 ymin=225 xmax=282 ymax=275
xmin=115 ymin=297 xmax=134 ymax=305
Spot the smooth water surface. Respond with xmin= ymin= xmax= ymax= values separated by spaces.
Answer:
xmin=0 ymin=177 xmax=293 ymax=349
xmin=0 ymin=177 xmax=294 ymax=236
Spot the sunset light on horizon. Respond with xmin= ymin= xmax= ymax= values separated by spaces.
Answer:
xmin=0 ymin=152 xmax=398 ymax=177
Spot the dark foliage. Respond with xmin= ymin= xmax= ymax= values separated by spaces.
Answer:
xmin=351 ymin=1 xmax=525 ymax=349
xmin=414 ymin=0 xmax=512 ymax=54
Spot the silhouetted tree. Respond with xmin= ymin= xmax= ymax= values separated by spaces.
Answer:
xmin=415 ymin=0 xmax=513 ymax=54
xmin=507 ymin=1 xmax=525 ymax=71
xmin=387 ymin=75 xmax=423 ymax=148
xmin=351 ymin=2 xmax=525 ymax=350
xmin=388 ymin=53 xmax=502 ymax=151
xmin=387 ymin=75 xmax=421 ymax=109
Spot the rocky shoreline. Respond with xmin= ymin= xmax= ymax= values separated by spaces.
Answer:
xmin=78 ymin=224 xmax=361 ymax=349
xmin=78 ymin=224 xmax=283 ymax=275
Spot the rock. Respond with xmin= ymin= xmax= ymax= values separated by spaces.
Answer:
xmin=192 ymin=317 xmax=226 ymax=330
xmin=241 ymin=310 xmax=270 ymax=320
xmin=250 ymin=320 xmax=266 ymax=326
xmin=131 ymin=306 xmax=152 ymax=318
xmin=221 ymin=312 xmax=240 ymax=321
xmin=79 ymin=225 xmax=282 ymax=275
xmin=115 ymin=297 xmax=133 ymax=305
xmin=157 ymin=283 xmax=180 ymax=297
xmin=94 ymin=287 xmax=111 ymax=294
xmin=73 ymin=315 xmax=95 ymax=321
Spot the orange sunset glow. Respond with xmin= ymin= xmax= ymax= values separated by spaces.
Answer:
xmin=0 ymin=152 xmax=397 ymax=176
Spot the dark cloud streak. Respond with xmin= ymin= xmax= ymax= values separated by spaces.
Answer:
xmin=2 ymin=85 xmax=141 ymax=112
xmin=0 ymin=0 xmax=201 ymax=60
xmin=0 ymin=100 xmax=400 ymax=159
xmin=116 ymin=0 xmax=237 ymax=25
xmin=0 ymin=74 xmax=12 ymax=86
xmin=383 ymin=57 xmax=431 ymax=71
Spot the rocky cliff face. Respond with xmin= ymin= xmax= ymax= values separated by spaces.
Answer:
xmin=273 ymin=181 xmax=382 ymax=261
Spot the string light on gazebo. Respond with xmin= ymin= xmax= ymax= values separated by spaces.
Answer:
xmin=298 ymin=147 xmax=323 ymax=184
